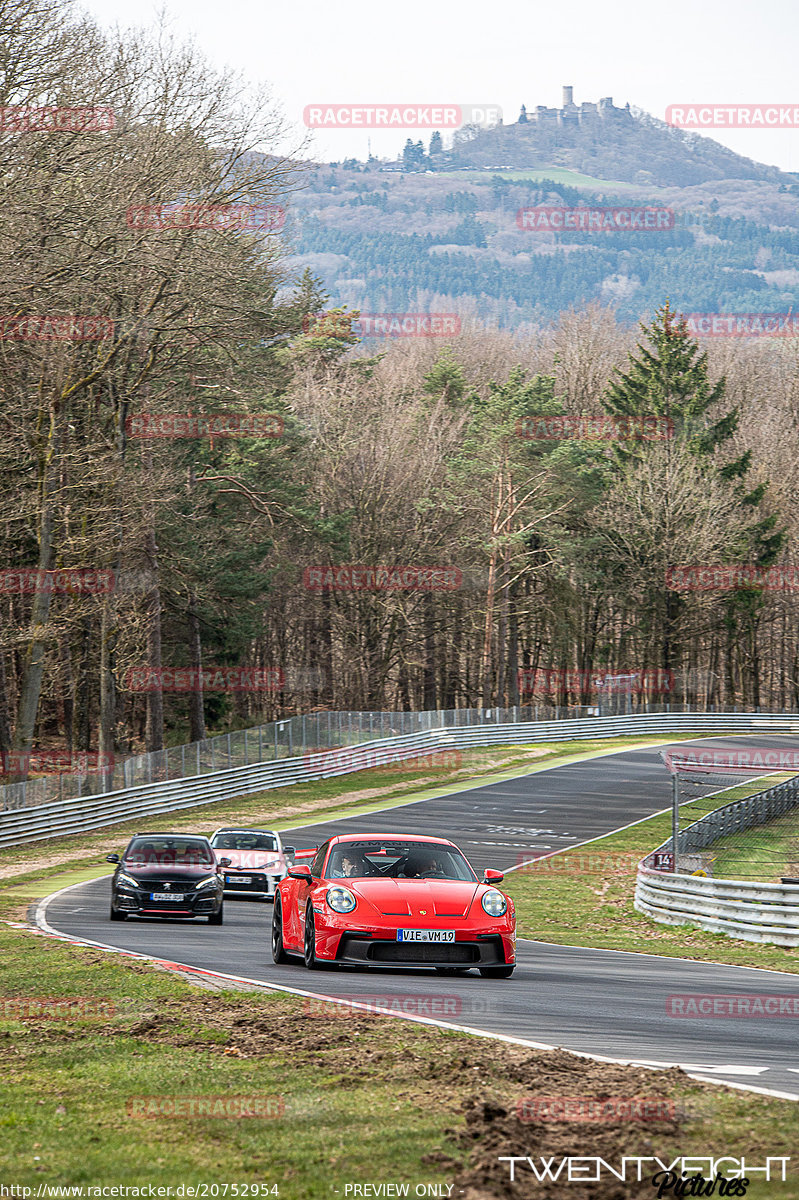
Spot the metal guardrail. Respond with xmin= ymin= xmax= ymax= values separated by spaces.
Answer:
xmin=635 ymin=773 xmax=799 ymax=946
xmin=3 ymin=709 xmax=799 ymax=848
xmin=635 ymin=871 xmax=799 ymax=946
xmin=0 ymin=704 xmax=583 ymax=812
xmin=6 ymin=700 xmax=798 ymax=813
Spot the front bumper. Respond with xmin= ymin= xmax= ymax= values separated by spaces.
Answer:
xmin=333 ymin=932 xmax=511 ymax=967
xmin=222 ymin=871 xmax=283 ymax=898
xmin=113 ymin=886 xmax=222 ymax=917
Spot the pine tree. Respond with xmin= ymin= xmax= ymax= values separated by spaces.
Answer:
xmin=600 ymin=300 xmax=785 ymax=681
xmin=601 ymin=301 xmax=783 ymax=564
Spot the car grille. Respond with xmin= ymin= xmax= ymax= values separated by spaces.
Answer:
xmin=137 ymin=879 xmax=197 ymax=892
xmin=224 ymin=873 xmax=268 ymax=892
xmin=370 ymin=942 xmax=478 ymax=964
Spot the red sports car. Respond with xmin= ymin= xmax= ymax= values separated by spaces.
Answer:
xmin=271 ymin=833 xmax=516 ymax=977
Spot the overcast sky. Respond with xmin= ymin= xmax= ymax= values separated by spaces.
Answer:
xmin=82 ymin=0 xmax=799 ymax=173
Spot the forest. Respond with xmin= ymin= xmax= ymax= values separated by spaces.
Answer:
xmin=3 ymin=0 xmax=799 ymax=785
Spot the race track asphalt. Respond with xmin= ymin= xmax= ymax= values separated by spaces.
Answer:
xmin=43 ymin=735 xmax=799 ymax=1098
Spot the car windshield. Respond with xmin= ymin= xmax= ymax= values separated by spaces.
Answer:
xmin=211 ymin=833 xmax=278 ymax=851
xmin=326 ymin=841 xmax=476 ymax=882
xmin=125 ymin=837 xmax=215 ymax=866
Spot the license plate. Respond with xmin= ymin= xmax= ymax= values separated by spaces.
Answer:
xmin=226 ymin=875 xmax=249 ymax=884
xmin=151 ymin=892 xmax=185 ymax=901
xmin=397 ymin=929 xmax=455 ymax=943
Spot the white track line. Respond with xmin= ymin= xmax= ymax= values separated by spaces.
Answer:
xmin=31 ymin=880 xmax=799 ymax=1103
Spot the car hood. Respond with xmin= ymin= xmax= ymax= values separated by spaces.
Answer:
xmin=345 ymin=878 xmax=480 ymax=918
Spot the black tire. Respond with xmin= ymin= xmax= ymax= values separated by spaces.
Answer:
xmin=479 ymin=964 xmax=514 ymax=978
xmin=303 ymin=903 xmax=320 ymax=969
xmin=109 ymin=902 xmax=126 ymax=921
xmin=208 ymin=903 xmax=224 ymax=925
xmin=271 ymin=895 xmax=290 ymax=964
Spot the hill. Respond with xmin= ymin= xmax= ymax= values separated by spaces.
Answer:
xmin=441 ymin=101 xmax=792 ymax=187
xmin=283 ymin=98 xmax=799 ymax=330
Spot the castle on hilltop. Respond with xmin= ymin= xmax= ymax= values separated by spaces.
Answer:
xmin=519 ymin=86 xmax=631 ymax=126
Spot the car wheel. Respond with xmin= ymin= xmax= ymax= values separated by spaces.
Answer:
xmin=479 ymin=965 xmax=514 ymax=978
xmin=208 ymin=903 xmax=224 ymax=925
xmin=109 ymin=902 xmax=126 ymax=921
xmin=303 ymin=904 xmax=320 ymax=969
xmin=271 ymin=895 xmax=290 ymax=964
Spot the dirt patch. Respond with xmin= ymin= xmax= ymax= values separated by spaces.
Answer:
xmin=9 ymin=991 xmax=717 ymax=1198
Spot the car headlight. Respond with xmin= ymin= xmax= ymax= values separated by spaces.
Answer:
xmin=194 ymin=875 xmax=219 ymax=890
xmin=116 ymin=872 xmax=140 ymax=889
xmin=326 ymin=886 xmax=356 ymax=914
xmin=481 ymin=889 xmax=507 ymax=917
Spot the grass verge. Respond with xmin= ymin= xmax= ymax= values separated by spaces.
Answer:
xmin=710 ymin=807 xmax=799 ymax=883
xmin=1 ymin=919 xmax=797 ymax=1197
xmin=506 ymin=774 xmax=799 ymax=972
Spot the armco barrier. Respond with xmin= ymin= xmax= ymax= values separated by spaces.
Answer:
xmin=635 ymin=870 xmax=799 ymax=947
xmin=2 ymin=709 xmax=799 ymax=847
xmin=635 ymin=773 xmax=799 ymax=945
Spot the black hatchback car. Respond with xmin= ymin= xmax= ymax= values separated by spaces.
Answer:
xmin=107 ymin=833 xmax=230 ymax=923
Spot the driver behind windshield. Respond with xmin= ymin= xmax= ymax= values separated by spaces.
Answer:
xmin=402 ymin=850 xmax=447 ymax=878
xmin=329 ymin=849 xmax=372 ymax=878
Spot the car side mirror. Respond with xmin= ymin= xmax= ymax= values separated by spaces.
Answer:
xmin=218 ymin=857 xmax=232 ymax=868
xmin=288 ymin=864 xmax=312 ymax=883
xmin=283 ymin=846 xmax=296 ymax=857
xmin=106 ymin=854 xmax=120 ymax=864
xmin=483 ymin=868 xmax=504 ymax=884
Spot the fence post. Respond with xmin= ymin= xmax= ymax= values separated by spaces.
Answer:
xmin=227 ymin=733 xmax=232 ymax=769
